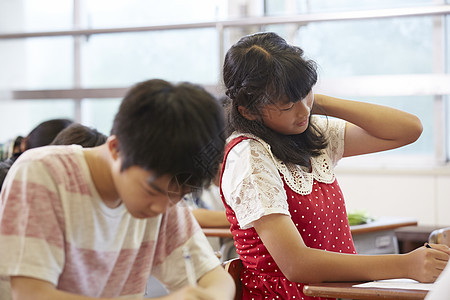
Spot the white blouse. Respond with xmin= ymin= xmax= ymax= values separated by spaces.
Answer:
xmin=221 ymin=116 xmax=346 ymax=229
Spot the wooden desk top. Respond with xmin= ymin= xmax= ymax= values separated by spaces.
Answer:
xmin=303 ymin=282 xmax=427 ymax=300
xmin=350 ymin=217 xmax=417 ymax=235
xmin=202 ymin=217 xmax=418 ymax=238
xmin=202 ymin=227 xmax=233 ymax=238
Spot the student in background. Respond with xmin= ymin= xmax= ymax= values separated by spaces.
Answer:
xmin=0 ymin=160 xmax=15 ymax=192
xmin=187 ymin=187 xmax=228 ymax=228
xmin=0 ymin=136 xmax=23 ymax=161
xmin=22 ymin=118 xmax=74 ymax=150
xmin=0 ymin=79 xmax=234 ymax=299
xmin=185 ymin=164 xmax=229 ymax=229
xmin=51 ymin=123 xmax=107 ymax=147
xmin=183 ymin=163 xmax=237 ymax=262
xmin=0 ymin=118 xmax=73 ymax=190
xmin=0 ymin=122 xmax=105 ymax=299
xmin=220 ymin=32 xmax=449 ymax=299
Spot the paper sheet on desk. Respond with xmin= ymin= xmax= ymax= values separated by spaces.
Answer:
xmin=353 ymin=279 xmax=433 ymax=291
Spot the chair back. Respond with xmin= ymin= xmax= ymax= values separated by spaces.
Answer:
xmin=222 ymin=258 xmax=242 ymax=300
xmin=428 ymin=227 xmax=450 ymax=246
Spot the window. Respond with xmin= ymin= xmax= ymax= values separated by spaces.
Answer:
xmin=0 ymin=0 xmax=449 ymax=168
xmin=81 ymin=29 xmax=220 ymax=88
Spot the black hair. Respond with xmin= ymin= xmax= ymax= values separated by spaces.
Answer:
xmin=223 ymin=32 xmax=328 ymax=167
xmin=25 ymin=118 xmax=74 ymax=150
xmin=0 ymin=153 xmax=20 ymax=190
xmin=51 ymin=123 xmax=107 ymax=147
xmin=110 ymin=79 xmax=225 ymax=190
xmin=13 ymin=136 xmax=23 ymax=152
xmin=0 ymin=119 xmax=73 ymax=189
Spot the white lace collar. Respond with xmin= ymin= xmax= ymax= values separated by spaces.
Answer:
xmin=227 ymin=132 xmax=336 ymax=195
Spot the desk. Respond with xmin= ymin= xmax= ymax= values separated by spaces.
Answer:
xmin=351 ymin=217 xmax=417 ymax=255
xmin=350 ymin=217 xmax=417 ymax=235
xmin=203 ymin=217 xmax=417 ymax=239
xmin=303 ymin=282 xmax=427 ymax=300
xmin=202 ymin=227 xmax=232 ymax=238
xmin=395 ymin=225 xmax=445 ymax=253
xmin=203 ymin=217 xmax=417 ymax=258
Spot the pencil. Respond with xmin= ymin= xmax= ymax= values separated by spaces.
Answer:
xmin=183 ymin=246 xmax=197 ymax=286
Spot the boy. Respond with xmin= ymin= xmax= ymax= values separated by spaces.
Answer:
xmin=0 ymin=79 xmax=234 ymax=299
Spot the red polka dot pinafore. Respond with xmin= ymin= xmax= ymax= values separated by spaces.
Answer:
xmin=221 ymin=136 xmax=357 ymax=300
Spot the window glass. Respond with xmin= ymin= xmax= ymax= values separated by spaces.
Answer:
xmin=82 ymin=29 xmax=219 ymax=87
xmin=447 ymin=15 xmax=450 ymax=74
xmin=228 ymin=16 xmax=433 ymax=77
xmin=333 ymin=95 xmax=434 ymax=168
xmin=0 ymin=40 xmax=28 ymax=90
xmin=447 ymin=96 xmax=450 ymax=162
xmin=24 ymin=0 xmax=73 ymax=31
xmin=26 ymin=37 xmax=74 ymax=89
xmin=320 ymin=95 xmax=434 ymax=168
xmin=265 ymin=0 xmax=434 ymax=15
xmin=351 ymin=95 xmax=434 ymax=156
xmin=81 ymin=98 xmax=122 ymax=136
xmin=293 ymin=17 xmax=433 ymax=77
xmin=447 ymin=15 xmax=450 ymax=162
xmin=0 ymin=100 xmax=74 ymax=142
xmin=0 ymin=37 xmax=73 ymax=90
xmin=0 ymin=1 xmax=25 ymax=33
xmin=0 ymin=0 xmax=73 ymax=33
xmin=86 ymin=0 xmax=227 ymax=27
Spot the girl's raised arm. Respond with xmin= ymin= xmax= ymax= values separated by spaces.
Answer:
xmin=313 ymin=94 xmax=423 ymax=158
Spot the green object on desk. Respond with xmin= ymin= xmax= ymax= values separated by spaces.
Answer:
xmin=347 ymin=211 xmax=374 ymax=226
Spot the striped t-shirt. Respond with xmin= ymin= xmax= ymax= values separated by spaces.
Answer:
xmin=0 ymin=145 xmax=219 ymax=297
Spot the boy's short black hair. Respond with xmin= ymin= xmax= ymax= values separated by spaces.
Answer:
xmin=111 ymin=79 xmax=225 ymax=190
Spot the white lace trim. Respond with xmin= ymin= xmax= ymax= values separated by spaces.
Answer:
xmin=226 ymin=117 xmax=345 ymax=196
xmin=230 ymin=168 xmax=289 ymax=229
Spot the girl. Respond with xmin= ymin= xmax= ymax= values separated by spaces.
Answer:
xmin=220 ymin=31 xmax=450 ymax=299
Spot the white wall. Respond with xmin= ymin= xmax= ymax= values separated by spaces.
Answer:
xmin=336 ymin=169 xmax=450 ymax=227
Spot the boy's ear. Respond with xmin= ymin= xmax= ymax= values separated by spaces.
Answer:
xmin=238 ymin=105 xmax=257 ymax=121
xmin=107 ymin=135 xmax=120 ymax=160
